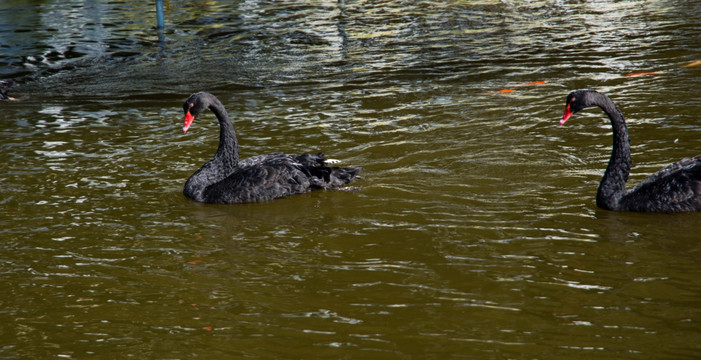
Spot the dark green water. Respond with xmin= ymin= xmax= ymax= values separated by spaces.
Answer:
xmin=1 ymin=0 xmax=700 ymax=358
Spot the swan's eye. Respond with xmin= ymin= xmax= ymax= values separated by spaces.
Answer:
xmin=189 ymin=103 xmax=194 ymax=108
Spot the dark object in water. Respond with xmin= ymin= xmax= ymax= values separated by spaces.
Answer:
xmin=0 ymin=79 xmax=15 ymax=100
xmin=560 ymin=89 xmax=701 ymax=212
xmin=181 ymin=91 xmax=362 ymax=204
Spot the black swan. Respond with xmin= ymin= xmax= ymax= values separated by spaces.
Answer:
xmin=560 ymin=89 xmax=701 ymax=212
xmin=181 ymin=92 xmax=362 ymax=204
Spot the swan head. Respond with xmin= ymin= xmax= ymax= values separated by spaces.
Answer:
xmin=182 ymin=92 xmax=216 ymax=133
xmin=560 ymin=89 xmax=599 ymax=126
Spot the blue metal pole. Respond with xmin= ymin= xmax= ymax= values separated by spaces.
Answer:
xmin=156 ymin=0 xmax=165 ymax=29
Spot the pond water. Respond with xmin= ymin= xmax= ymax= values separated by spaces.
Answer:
xmin=1 ymin=0 xmax=700 ymax=358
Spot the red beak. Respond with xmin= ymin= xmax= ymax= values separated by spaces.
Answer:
xmin=560 ymin=104 xmax=572 ymax=126
xmin=183 ymin=111 xmax=195 ymax=133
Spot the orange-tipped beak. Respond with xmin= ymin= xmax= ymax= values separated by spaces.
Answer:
xmin=183 ymin=111 xmax=195 ymax=133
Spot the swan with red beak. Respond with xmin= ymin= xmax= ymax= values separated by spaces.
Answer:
xmin=558 ymin=89 xmax=701 ymax=212
xmin=178 ymin=91 xmax=362 ymax=204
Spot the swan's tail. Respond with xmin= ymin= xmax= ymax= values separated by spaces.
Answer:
xmin=297 ymin=153 xmax=362 ymax=189
xmin=328 ymin=166 xmax=363 ymax=187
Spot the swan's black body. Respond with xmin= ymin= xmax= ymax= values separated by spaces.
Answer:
xmin=181 ymin=92 xmax=361 ymax=204
xmin=561 ymin=90 xmax=701 ymax=213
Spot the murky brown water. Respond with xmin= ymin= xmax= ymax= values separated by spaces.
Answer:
xmin=2 ymin=0 xmax=700 ymax=358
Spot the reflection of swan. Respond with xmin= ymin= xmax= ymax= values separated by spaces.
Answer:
xmin=561 ymin=90 xmax=701 ymax=212
xmin=181 ymin=92 xmax=362 ymax=204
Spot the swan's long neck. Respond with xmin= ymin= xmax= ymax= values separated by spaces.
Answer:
xmin=210 ymin=99 xmax=239 ymax=166
xmin=595 ymin=92 xmax=631 ymax=210
xmin=184 ymin=98 xmax=239 ymax=202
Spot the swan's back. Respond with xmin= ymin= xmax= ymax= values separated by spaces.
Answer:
xmin=620 ymin=155 xmax=701 ymax=212
xmin=202 ymin=152 xmax=361 ymax=204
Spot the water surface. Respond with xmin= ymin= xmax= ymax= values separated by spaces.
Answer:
xmin=1 ymin=0 xmax=700 ymax=358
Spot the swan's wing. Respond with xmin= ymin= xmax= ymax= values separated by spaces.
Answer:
xmin=624 ymin=155 xmax=701 ymax=212
xmin=205 ymin=157 xmax=313 ymax=203
xmin=204 ymin=153 xmax=360 ymax=204
xmin=238 ymin=152 xmax=340 ymax=168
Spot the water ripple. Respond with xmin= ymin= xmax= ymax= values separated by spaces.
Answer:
xmin=1 ymin=1 xmax=701 ymax=359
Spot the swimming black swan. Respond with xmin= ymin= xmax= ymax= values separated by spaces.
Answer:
xmin=560 ymin=89 xmax=701 ymax=212
xmin=181 ymin=92 xmax=362 ymax=204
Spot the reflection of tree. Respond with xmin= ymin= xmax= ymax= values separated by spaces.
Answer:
xmin=337 ymin=0 xmax=349 ymax=59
